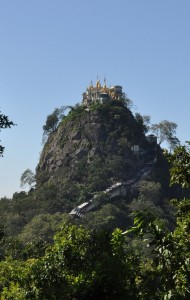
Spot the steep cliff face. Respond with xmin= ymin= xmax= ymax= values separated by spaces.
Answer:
xmin=36 ymin=101 xmax=151 ymax=210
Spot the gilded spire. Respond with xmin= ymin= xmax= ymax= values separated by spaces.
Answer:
xmin=88 ymin=80 xmax=93 ymax=90
xmin=104 ymin=76 xmax=106 ymax=87
xmin=96 ymin=76 xmax=101 ymax=88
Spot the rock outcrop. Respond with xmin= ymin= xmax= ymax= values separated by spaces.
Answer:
xmin=35 ymin=101 xmax=156 ymax=211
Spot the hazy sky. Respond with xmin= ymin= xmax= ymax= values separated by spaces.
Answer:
xmin=1 ymin=0 xmax=190 ymax=198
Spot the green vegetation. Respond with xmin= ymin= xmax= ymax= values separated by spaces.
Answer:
xmin=1 ymin=100 xmax=189 ymax=299
xmin=0 ymin=146 xmax=189 ymax=298
xmin=0 ymin=102 xmax=180 ymax=240
xmin=0 ymin=110 xmax=15 ymax=155
xmin=20 ymin=169 xmax=36 ymax=189
xmin=150 ymin=120 xmax=180 ymax=149
xmin=42 ymin=106 xmax=66 ymax=143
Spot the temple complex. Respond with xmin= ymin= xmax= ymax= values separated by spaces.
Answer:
xmin=82 ymin=78 xmax=123 ymax=106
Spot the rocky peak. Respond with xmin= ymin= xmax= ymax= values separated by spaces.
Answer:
xmin=36 ymin=101 xmax=151 ymax=207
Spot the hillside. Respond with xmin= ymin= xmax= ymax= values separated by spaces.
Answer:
xmin=0 ymin=92 xmax=176 ymax=243
xmin=36 ymin=100 xmax=161 ymax=207
xmin=20 ymin=95 xmax=177 ymax=235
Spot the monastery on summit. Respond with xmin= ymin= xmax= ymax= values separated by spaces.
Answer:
xmin=82 ymin=78 xmax=123 ymax=106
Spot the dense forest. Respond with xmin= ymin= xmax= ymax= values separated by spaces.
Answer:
xmin=0 ymin=99 xmax=189 ymax=299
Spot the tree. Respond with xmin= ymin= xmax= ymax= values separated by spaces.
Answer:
xmin=165 ymin=141 xmax=190 ymax=188
xmin=0 ymin=111 xmax=15 ymax=156
xmin=81 ymin=203 xmax=129 ymax=232
xmin=42 ymin=106 xmax=66 ymax=143
xmin=20 ymin=169 xmax=35 ymax=189
xmin=135 ymin=113 xmax=151 ymax=134
xmin=0 ymin=258 xmax=29 ymax=298
xmin=122 ymin=93 xmax=133 ymax=109
xmin=0 ymin=224 xmax=141 ymax=299
xmin=125 ymin=142 xmax=190 ymax=299
xmin=167 ymin=136 xmax=180 ymax=152
xmin=19 ymin=213 xmax=70 ymax=245
xmin=26 ymin=225 xmax=139 ymax=299
xmin=150 ymin=120 xmax=179 ymax=149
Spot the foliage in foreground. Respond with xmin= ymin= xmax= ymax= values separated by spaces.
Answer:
xmin=0 ymin=144 xmax=190 ymax=299
xmin=124 ymin=143 xmax=190 ymax=299
xmin=0 ymin=225 xmax=140 ymax=299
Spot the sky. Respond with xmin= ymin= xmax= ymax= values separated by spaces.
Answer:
xmin=0 ymin=0 xmax=190 ymax=198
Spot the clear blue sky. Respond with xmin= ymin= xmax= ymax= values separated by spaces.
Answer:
xmin=1 ymin=0 xmax=190 ymax=198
